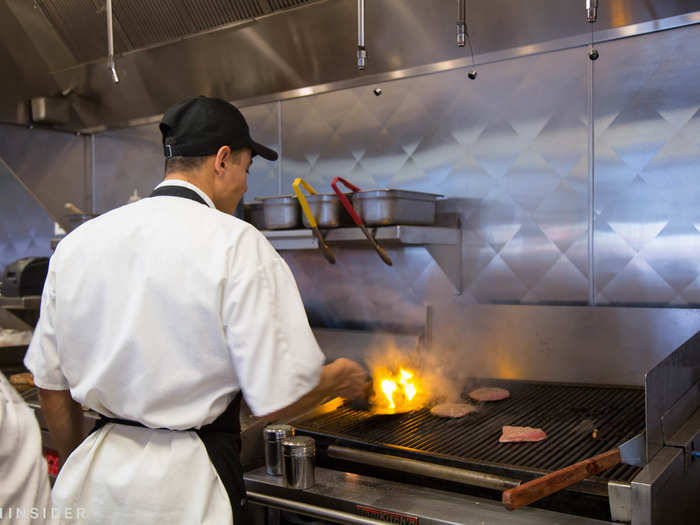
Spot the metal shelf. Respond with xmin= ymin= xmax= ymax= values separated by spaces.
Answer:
xmin=263 ymin=225 xmax=459 ymax=249
xmin=0 ymin=295 xmax=41 ymax=310
xmin=263 ymin=225 xmax=463 ymax=294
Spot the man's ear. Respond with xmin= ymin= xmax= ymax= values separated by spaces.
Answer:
xmin=213 ymin=146 xmax=231 ymax=176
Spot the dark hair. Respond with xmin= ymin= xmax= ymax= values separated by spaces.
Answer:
xmin=163 ymin=148 xmax=243 ymax=176
xmin=164 ymin=155 xmax=210 ymax=175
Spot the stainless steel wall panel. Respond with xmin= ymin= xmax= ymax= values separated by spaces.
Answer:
xmin=0 ymin=124 xmax=88 ymax=229
xmin=594 ymin=25 xmax=700 ymax=306
xmin=281 ymin=47 xmax=589 ymax=303
xmin=283 ymin=247 xmax=429 ymax=329
xmin=93 ymin=125 xmax=163 ymax=213
xmin=0 ymin=162 xmax=54 ymax=273
xmin=243 ymin=103 xmax=281 ymax=202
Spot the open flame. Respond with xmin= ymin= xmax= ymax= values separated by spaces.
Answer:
xmin=373 ymin=366 xmax=424 ymax=413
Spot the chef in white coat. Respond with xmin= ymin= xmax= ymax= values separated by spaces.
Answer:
xmin=0 ymin=372 xmax=54 ymax=524
xmin=24 ymin=96 xmax=368 ymax=524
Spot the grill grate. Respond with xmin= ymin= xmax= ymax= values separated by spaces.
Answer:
xmin=295 ymin=380 xmax=645 ymax=483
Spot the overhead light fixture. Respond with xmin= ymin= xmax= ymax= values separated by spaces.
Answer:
xmin=457 ymin=1 xmax=478 ymax=79
xmin=106 ymin=0 xmax=119 ymax=84
xmin=357 ymin=0 xmax=366 ymax=70
xmin=586 ymin=0 xmax=599 ymax=23
xmin=586 ymin=0 xmax=600 ymax=60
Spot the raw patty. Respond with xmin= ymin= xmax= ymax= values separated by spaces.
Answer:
xmin=9 ymin=372 xmax=34 ymax=387
xmin=499 ymin=426 xmax=547 ymax=443
xmin=9 ymin=372 xmax=35 ymax=393
xmin=468 ymin=387 xmax=510 ymax=402
xmin=430 ymin=402 xmax=477 ymax=418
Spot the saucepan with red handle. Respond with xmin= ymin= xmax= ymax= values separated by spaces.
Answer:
xmin=502 ymin=431 xmax=646 ymax=511
xmin=330 ymin=177 xmax=392 ymax=266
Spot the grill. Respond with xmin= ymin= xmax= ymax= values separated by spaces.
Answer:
xmin=294 ymin=379 xmax=645 ymax=485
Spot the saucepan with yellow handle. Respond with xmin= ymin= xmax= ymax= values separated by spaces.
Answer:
xmin=293 ymin=178 xmax=336 ymax=264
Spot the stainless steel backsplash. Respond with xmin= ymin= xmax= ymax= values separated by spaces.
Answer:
xmin=0 ymin=160 xmax=54 ymax=275
xmin=1 ymin=23 xmax=699 ymax=381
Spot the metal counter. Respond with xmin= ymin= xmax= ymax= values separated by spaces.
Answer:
xmin=245 ymin=466 xmax=612 ymax=525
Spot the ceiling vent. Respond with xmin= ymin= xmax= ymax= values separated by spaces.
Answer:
xmin=36 ymin=0 xmax=324 ymax=64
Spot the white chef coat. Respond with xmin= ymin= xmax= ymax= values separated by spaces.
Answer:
xmin=0 ymin=372 xmax=54 ymax=524
xmin=24 ymin=179 xmax=326 ymax=524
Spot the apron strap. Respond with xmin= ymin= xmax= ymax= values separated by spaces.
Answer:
xmin=149 ymin=185 xmax=209 ymax=206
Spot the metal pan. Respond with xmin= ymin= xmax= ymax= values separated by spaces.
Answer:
xmin=301 ymin=193 xmax=353 ymax=228
xmin=351 ymin=189 xmax=443 ymax=226
xmin=344 ymin=398 xmax=417 ymax=416
xmin=257 ymin=195 xmax=301 ymax=230
xmin=243 ymin=201 xmax=265 ymax=229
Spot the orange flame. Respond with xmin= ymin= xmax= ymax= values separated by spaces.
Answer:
xmin=373 ymin=367 xmax=424 ymax=413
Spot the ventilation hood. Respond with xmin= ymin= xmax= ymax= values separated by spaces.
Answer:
xmin=0 ymin=0 xmax=697 ymax=132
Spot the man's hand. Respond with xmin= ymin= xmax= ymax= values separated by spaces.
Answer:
xmin=260 ymin=358 xmax=369 ymax=422
xmin=323 ymin=358 xmax=369 ymax=400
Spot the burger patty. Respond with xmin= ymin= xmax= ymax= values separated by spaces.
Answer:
xmin=430 ymin=402 xmax=477 ymax=418
xmin=468 ymin=387 xmax=510 ymax=402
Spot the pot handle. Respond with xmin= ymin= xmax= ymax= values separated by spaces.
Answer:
xmin=293 ymin=178 xmax=319 ymax=229
xmin=330 ymin=177 xmax=363 ymax=227
xmin=331 ymin=177 xmax=392 ymax=266
xmin=293 ymin=178 xmax=336 ymax=264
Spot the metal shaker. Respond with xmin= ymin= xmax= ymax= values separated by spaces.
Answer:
xmin=281 ymin=436 xmax=316 ymax=489
xmin=263 ymin=424 xmax=294 ymax=475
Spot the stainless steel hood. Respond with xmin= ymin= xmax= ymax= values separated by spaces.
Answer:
xmin=0 ymin=0 xmax=698 ymax=131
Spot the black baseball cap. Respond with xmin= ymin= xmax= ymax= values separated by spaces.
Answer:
xmin=159 ymin=96 xmax=278 ymax=161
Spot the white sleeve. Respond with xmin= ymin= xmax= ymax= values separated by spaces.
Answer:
xmin=223 ymin=254 xmax=325 ymax=417
xmin=23 ymin=260 xmax=69 ymax=390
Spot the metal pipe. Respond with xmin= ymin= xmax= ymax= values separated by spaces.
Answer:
xmin=327 ymin=445 xmax=521 ymax=491
xmin=106 ymin=0 xmax=119 ymax=83
xmin=457 ymin=0 xmax=466 ymax=47
xmin=247 ymin=491 xmax=389 ymax=525
xmin=357 ymin=0 xmax=366 ymax=70
xmin=586 ymin=0 xmax=599 ymax=23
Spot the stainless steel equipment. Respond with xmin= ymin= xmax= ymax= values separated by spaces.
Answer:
xmin=351 ymin=189 xmax=443 ymax=226
xmin=301 ymin=194 xmax=353 ymax=228
xmin=243 ymin=201 xmax=265 ymax=229
xmin=263 ymin=424 xmax=294 ymax=476
xmin=244 ymin=330 xmax=700 ymax=524
xmin=281 ymin=436 xmax=316 ymax=489
xmin=258 ymin=195 xmax=301 ymax=230
xmin=1 ymin=257 xmax=49 ymax=297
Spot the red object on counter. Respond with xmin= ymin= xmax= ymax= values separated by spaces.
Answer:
xmin=45 ymin=449 xmax=60 ymax=477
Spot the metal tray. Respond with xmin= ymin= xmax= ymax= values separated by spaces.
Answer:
xmin=351 ymin=189 xmax=443 ymax=226
xmin=258 ymin=195 xmax=301 ymax=230
xmin=302 ymin=193 xmax=353 ymax=228
xmin=243 ymin=201 xmax=265 ymax=229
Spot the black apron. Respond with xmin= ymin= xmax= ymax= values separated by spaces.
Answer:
xmin=92 ymin=185 xmax=246 ymax=523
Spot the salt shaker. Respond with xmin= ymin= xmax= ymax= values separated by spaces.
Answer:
xmin=281 ymin=436 xmax=316 ymax=489
xmin=263 ymin=424 xmax=294 ymax=475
